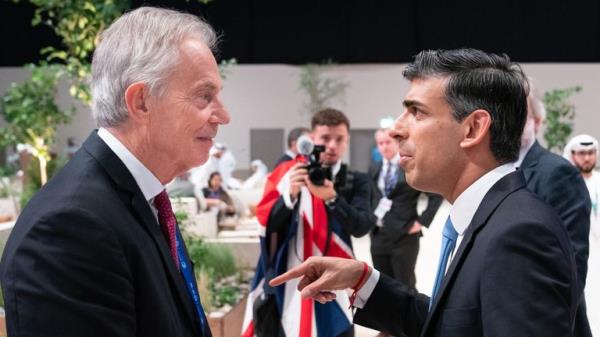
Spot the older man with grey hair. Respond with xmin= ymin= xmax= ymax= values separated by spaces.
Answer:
xmin=0 ymin=7 xmax=229 ymax=337
xmin=516 ymin=80 xmax=592 ymax=337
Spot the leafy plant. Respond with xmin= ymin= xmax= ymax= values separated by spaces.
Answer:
xmin=14 ymin=0 xmax=129 ymax=104
xmin=199 ymin=242 xmax=237 ymax=279
xmin=0 ymin=163 xmax=20 ymax=216
xmin=20 ymin=155 xmax=67 ymax=207
xmin=299 ymin=60 xmax=349 ymax=114
xmin=14 ymin=0 xmax=223 ymax=105
xmin=185 ymin=237 xmax=248 ymax=311
xmin=219 ymin=58 xmax=237 ymax=80
xmin=0 ymin=64 xmax=73 ymax=186
xmin=543 ymin=86 xmax=582 ymax=153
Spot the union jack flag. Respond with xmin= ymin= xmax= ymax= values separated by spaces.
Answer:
xmin=242 ymin=157 xmax=354 ymax=337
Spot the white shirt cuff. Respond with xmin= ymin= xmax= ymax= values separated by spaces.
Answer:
xmin=352 ymin=268 xmax=380 ymax=308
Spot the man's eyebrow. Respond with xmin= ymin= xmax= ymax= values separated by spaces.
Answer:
xmin=402 ymin=100 xmax=424 ymax=108
xmin=192 ymin=82 xmax=220 ymax=93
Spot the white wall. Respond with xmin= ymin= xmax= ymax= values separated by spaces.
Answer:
xmin=1 ymin=63 xmax=599 ymax=169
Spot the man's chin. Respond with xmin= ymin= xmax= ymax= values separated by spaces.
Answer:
xmin=580 ymin=166 xmax=596 ymax=174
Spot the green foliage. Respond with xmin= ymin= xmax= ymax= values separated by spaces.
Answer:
xmin=14 ymin=0 xmax=221 ymax=104
xmin=185 ymin=237 xmax=244 ymax=310
xmin=0 ymin=64 xmax=72 ymax=155
xmin=299 ymin=60 xmax=349 ymax=114
xmin=205 ymin=243 xmax=237 ymax=278
xmin=16 ymin=0 xmax=129 ymax=104
xmin=219 ymin=58 xmax=237 ymax=80
xmin=188 ymin=240 xmax=237 ymax=279
xmin=0 ymin=63 xmax=73 ymax=186
xmin=20 ymin=155 xmax=67 ymax=208
xmin=543 ymin=86 xmax=582 ymax=153
xmin=174 ymin=209 xmax=189 ymax=225
xmin=212 ymin=283 xmax=238 ymax=308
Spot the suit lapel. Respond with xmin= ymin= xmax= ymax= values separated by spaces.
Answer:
xmin=370 ymin=161 xmax=384 ymax=200
xmin=422 ymin=171 xmax=526 ymax=334
xmin=82 ymin=131 xmax=201 ymax=335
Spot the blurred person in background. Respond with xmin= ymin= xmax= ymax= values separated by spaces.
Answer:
xmin=564 ymin=133 xmax=599 ymax=336
xmin=516 ymin=81 xmax=592 ymax=337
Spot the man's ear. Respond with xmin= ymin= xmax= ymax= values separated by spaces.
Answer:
xmin=124 ymin=82 xmax=150 ymax=124
xmin=459 ymin=109 xmax=491 ymax=149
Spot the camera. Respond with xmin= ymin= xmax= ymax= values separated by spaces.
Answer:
xmin=296 ymin=135 xmax=331 ymax=186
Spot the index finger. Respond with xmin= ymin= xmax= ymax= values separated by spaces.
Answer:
xmin=269 ymin=263 xmax=310 ymax=287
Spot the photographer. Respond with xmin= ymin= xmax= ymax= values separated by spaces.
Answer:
xmin=269 ymin=108 xmax=375 ymax=249
xmin=243 ymin=108 xmax=375 ymax=337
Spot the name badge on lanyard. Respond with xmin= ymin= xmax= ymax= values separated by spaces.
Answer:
xmin=374 ymin=197 xmax=392 ymax=226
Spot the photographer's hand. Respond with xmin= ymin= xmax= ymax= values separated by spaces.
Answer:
xmin=289 ymin=163 xmax=308 ymax=202
xmin=305 ymin=177 xmax=337 ymax=202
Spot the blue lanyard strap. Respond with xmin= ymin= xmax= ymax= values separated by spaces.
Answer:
xmin=176 ymin=230 xmax=207 ymax=336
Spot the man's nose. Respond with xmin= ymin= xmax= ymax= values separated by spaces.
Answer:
xmin=388 ymin=110 xmax=409 ymax=141
xmin=212 ymin=97 xmax=230 ymax=124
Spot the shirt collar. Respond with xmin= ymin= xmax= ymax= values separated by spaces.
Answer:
xmin=330 ymin=160 xmax=342 ymax=178
xmin=383 ymin=154 xmax=400 ymax=167
xmin=450 ymin=163 xmax=515 ymax=236
xmin=285 ymin=149 xmax=296 ymax=159
xmin=97 ymin=128 xmax=164 ymax=201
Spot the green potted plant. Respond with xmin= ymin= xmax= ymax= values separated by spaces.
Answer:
xmin=0 ymin=64 xmax=73 ymax=187
xmin=542 ymin=86 xmax=582 ymax=153
xmin=299 ymin=61 xmax=349 ymax=114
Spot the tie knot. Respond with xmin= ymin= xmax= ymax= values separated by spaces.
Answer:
xmin=154 ymin=190 xmax=172 ymax=211
xmin=442 ymin=216 xmax=458 ymax=242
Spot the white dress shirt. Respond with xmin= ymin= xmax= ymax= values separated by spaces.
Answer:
xmin=354 ymin=163 xmax=515 ymax=308
xmin=97 ymin=128 xmax=164 ymax=221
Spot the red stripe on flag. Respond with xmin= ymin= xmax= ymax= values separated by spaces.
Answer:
xmin=302 ymin=214 xmax=313 ymax=260
xmin=241 ymin=321 xmax=254 ymax=337
xmin=321 ymin=237 xmax=352 ymax=259
xmin=310 ymin=195 xmax=329 ymax=254
xmin=299 ymin=297 xmax=313 ymax=337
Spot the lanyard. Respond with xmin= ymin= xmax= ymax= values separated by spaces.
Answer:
xmin=176 ymin=230 xmax=207 ymax=336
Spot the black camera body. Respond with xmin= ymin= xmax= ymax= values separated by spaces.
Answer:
xmin=305 ymin=144 xmax=331 ymax=186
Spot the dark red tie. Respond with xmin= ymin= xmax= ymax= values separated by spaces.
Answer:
xmin=154 ymin=190 xmax=179 ymax=269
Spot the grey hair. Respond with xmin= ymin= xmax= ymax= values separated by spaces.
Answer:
xmin=527 ymin=77 xmax=546 ymax=121
xmin=91 ymin=7 xmax=218 ymax=128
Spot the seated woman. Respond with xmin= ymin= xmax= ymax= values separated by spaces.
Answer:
xmin=202 ymin=171 xmax=236 ymax=217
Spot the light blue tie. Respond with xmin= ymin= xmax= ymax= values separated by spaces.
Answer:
xmin=430 ymin=216 xmax=458 ymax=309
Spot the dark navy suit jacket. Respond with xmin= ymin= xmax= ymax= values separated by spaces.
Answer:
xmin=521 ymin=141 xmax=591 ymax=337
xmin=0 ymin=131 xmax=209 ymax=337
xmin=354 ymin=171 xmax=577 ymax=337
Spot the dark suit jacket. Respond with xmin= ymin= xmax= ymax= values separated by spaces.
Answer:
xmin=354 ymin=171 xmax=577 ymax=337
xmin=274 ymin=153 xmax=294 ymax=168
xmin=0 ymin=132 xmax=208 ymax=337
xmin=521 ymin=141 xmax=591 ymax=336
xmin=368 ymin=161 xmax=443 ymax=253
xmin=521 ymin=141 xmax=590 ymax=294
xmin=267 ymin=166 xmax=376 ymax=252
